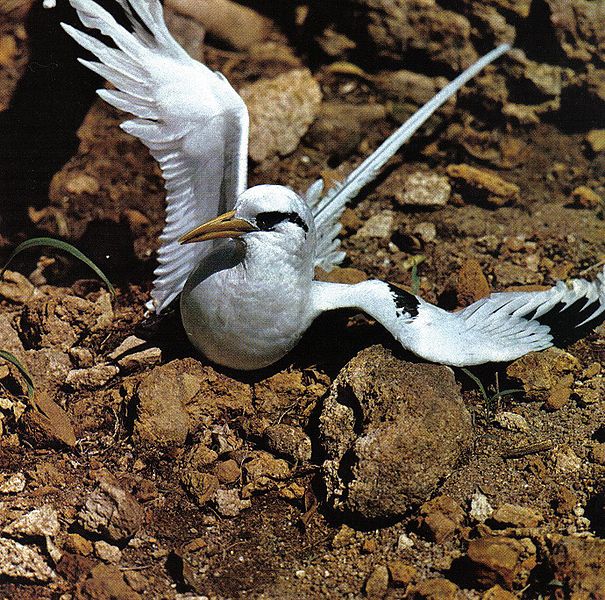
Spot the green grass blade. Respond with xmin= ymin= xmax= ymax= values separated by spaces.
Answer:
xmin=410 ymin=263 xmax=421 ymax=295
xmin=1 ymin=237 xmax=115 ymax=297
xmin=460 ymin=367 xmax=488 ymax=403
xmin=491 ymin=388 xmax=524 ymax=401
xmin=0 ymin=350 xmax=34 ymax=400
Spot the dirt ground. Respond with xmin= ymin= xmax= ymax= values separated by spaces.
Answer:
xmin=0 ymin=1 xmax=604 ymax=598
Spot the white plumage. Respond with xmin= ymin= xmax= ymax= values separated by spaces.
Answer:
xmin=64 ymin=0 xmax=605 ymax=370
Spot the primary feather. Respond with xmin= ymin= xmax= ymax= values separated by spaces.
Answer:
xmin=63 ymin=0 xmax=249 ymax=313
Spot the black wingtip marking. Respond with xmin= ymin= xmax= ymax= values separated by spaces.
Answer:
xmin=387 ymin=283 xmax=420 ymax=318
xmin=534 ymin=296 xmax=605 ymax=346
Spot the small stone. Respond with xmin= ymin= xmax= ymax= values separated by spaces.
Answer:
xmin=482 ymin=585 xmax=517 ymax=600
xmin=213 ymin=459 xmax=241 ymax=484
xmin=399 ymin=171 xmax=451 ymax=207
xmin=64 ymin=533 xmax=93 ymax=556
xmin=361 ymin=538 xmax=378 ymax=553
xmin=69 ymin=347 xmax=94 ymax=368
xmin=412 ymin=222 xmax=437 ymax=243
xmin=110 ymin=335 xmax=161 ymax=371
xmin=586 ymin=129 xmax=605 ymax=153
xmin=0 ymin=472 xmax=26 ymax=493
xmin=0 ymin=537 xmax=54 ymax=583
xmin=241 ymin=69 xmax=322 ymax=162
xmin=65 ymin=173 xmax=100 ymax=195
xmin=332 ymin=524 xmax=356 ymax=548
xmin=279 ymin=482 xmax=306 ymax=501
xmin=78 ymin=469 xmax=145 ymax=542
xmin=583 ymin=362 xmax=601 ymax=378
xmin=544 ymin=377 xmax=573 ymax=410
xmin=94 ymin=540 xmax=122 ymax=564
xmin=491 ymin=504 xmax=543 ymax=529
xmin=243 ymin=451 xmax=290 ymax=483
xmin=551 ymin=445 xmax=582 ymax=473
xmin=79 ymin=564 xmax=142 ymax=600
xmin=455 ymin=259 xmax=490 ymax=307
xmin=214 ymin=489 xmax=251 ymax=517
xmin=264 ymin=424 xmax=312 ymax=463
xmin=469 ymin=492 xmax=494 ymax=523
xmin=65 ymin=364 xmax=119 ymax=390
xmin=494 ymin=412 xmax=530 ymax=433
xmin=446 ymin=164 xmax=520 ymax=207
xmin=181 ymin=472 xmax=219 ymax=507
xmin=388 ymin=561 xmax=417 ymax=587
xmin=571 ymin=185 xmax=602 ymax=209
xmin=408 ymin=577 xmax=461 ymax=599
xmin=355 ymin=210 xmax=395 ymax=239
xmin=3 ymin=505 xmax=60 ymax=539
xmin=397 ymin=533 xmax=415 ymax=551
xmin=590 ymin=443 xmax=605 ymax=466
xmin=554 ymin=486 xmax=578 ymax=515
xmin=418 ymin=495 xmax=465 ymax=544
xmin=464 ymin=536 xmax=536 ymax=590
xmin=365 ymin=565 xmax=389 ymax=599
xmin=0 ymin=270 xmax=35 ymax=304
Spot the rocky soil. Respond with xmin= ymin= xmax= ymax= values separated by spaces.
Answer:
xmin=0 ymin=0 xmax=604 ymax=598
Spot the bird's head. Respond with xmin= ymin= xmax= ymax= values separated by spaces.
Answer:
xmin=179 ymin=185 xmax=315 ymax=259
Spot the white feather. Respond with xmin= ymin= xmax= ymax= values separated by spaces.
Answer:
xmin=63 ymin=0 xmax=249 ymax=313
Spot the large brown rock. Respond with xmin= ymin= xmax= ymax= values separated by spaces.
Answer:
xmin=319 ymin=346 xmax=473 ymax=520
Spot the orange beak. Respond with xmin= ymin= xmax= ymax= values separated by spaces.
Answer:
xmin=179 ymin=210 xmax=257 ymax=244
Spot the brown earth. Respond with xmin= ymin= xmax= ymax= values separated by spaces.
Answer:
xmin=0 ymin=1 xmax=604 ymax=598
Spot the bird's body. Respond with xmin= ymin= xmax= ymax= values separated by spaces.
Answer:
xmin=63 ymin=0 xmax=605 ymax=371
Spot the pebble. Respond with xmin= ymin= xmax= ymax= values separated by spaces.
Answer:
xmin=399 ymin=171 xmax=451 ymax=207
xmin=397 ymin=533 xmax=415 ymax=551
xmin=0 ymin=537 xmax=55 ymax=582
xmin=94 ymin=540 xmax=122 ymax=564
xmin=491 ymin=504 xmax=543 ymax=528
xmin=3 ymin=505 xmax=60 ymax=539
xmin=469 ymin=492 xmax=494 ymax=523
xmin=571 ymin=185 xmax=602 ymax=209
xmin=365 ymin=565 xmax=389 ymax=599
xmin=412 ymin=222 xmax=437 ymax=243
xmin=408 ymin=578 xmax=461 ymax=599
xmin=0 ymin=472 xmax=26 ymax=494
xmin=418 ymin=495 xmax=465 ymax=544
xmin=446 ymin=164 xmax=520 ymax=207
xmin=494 ymin=412 xmax=530 ymax=433
xmin=586 ymin=129 xmax=605 ymax=152
xmin=551 ymin=445 xmax=582 ymax=473
xmin=354 ymin=210 xmax=395 ymax=239
xmin=65 ymin=364 xmax=119 ymax=390
xmin=388 ymin=561 xmax=417 ymax=587
xmin=590 ymin=443 xmax=605 ymax=466
xmin=64 ymin=173 xmax=100 ymax=195
xmin=213 ymin=459 xmax=241 ymax=484
xmin=64 ymin=533 xmax=93 ymax=556
xmin=214 ymin=489 xmax=251 ymax=517
xmin=264 ymin=423 xmax=312 ymax=463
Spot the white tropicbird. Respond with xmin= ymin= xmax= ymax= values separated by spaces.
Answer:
xmin=63 ymin=0 xmax=605 ymax=370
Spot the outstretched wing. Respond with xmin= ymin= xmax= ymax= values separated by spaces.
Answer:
xmin=311 ymin=267 xmax=605 ymax=366
xmin=307 ymin=44 xmax=511 ymax=271
xmin=63 ymin=0 xmax=249 ymax=313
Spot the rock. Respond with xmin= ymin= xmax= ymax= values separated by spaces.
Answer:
xmin=574 ymin=377 xmax=605 ymax=405
xmin=0 ymin=471 xmax=26 ymax=493
xmin=64 ymin=533 xmax=93 ymax=556
xmin=586 ymin=129 xmax=605 ymax=153
xmin=469 ymin=492 xmax=494 ymax=523
xmin=21 ymin=391 xmax=77 ymax=448
xmin=243 ymin=451 xmax=290 ymax=485
xmin=397 ymin=533 xmax=415 ymax=551
xmin=181 ymin=471 xmax=219 ymax=507
xmin=446 ymin=164 xmax=520 ymax=207
xmin=482 ymin=585 xmax=517 ymax=600
xmin=19 ymin=293 xmax=113 ymax=351
xmin=571 ymin=185 xmax=602 ymax=209
xmin=332 ymin=524 xmax=356 ymax=549
xmin=492 ymin=263 xmax=542 ymax=287
xmin=65 ymin=364 xmax=119 ymax=390
xmin=214 ymin=489 xmax=251 ymax=517
xmin=418 ymin=495 xmax=465 ymax=544
xmin=241 ymin=69 xmax=321 ymax=163
xmin=462 ymin=536 xmax=536 ymax=590
xmin=408 ymin=577 xmax=461 ymax=599
xmin=78 ymin=470 xmax=145 ymax=542
xmin=494 ymin=412 xmax=529 ymax=433
xmin=214 ymin=459 xmax=241 ymax=484
xmin=506 ymin=348 xmax=580 ymax=399
xmin=491 ymin=504 xmax=543 ymax=529
xmin=591 ymin=443 xmax=605 ymax=466
xmin=354 ymin=210 xmax=396 ymax=239
xmin=0 ymin=269 xmax=36 ymax=304
xmin=77 ymin=563 xmax=141 ymax=600
xmin=549 ymin=537 xmax=605 ymax=598
xmin=3 ymin=505 xmax=60 ymax=539
xmin=320 ymin=346 xmax=472 ymax=520
xmin=550 ymin=445 xmax=582 ymax=473
xmin=69 ymin=346 xmax=94 ymax=368
xmin=264 ymin=424 xmax=312 ymax=463
xmin=412 ymin=222 xmax=437 ymax=244
xmin=455 ymin=259 xmax=490 ymax=307
xmin=108 ymin=335 xmax=161 ymax=371
xmin=94 ymin=540 xmax=122 ymax=564
xmin=365 ymin=565 xmax=389 ymax=599
xmin=24 ymin=347 xmax=72 ymax=397
xmin=399 ymin=171 xmax=451 ymax=208
xmin=388 ymin=561 xmax=417 ymax=587
xmin=544 ymin=376 xmax=573 ymax=410
xmin=64 ymin=173 xmax=100 ymax=195
xmin=0 ymin=537 xmax=53 ymax=585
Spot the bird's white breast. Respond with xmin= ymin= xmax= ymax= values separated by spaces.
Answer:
xmin=180 ymin=240 xmax=314 ymax=370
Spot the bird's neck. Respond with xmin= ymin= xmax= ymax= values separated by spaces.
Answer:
xmin=241 ymin=238 xmax=315 ymax=283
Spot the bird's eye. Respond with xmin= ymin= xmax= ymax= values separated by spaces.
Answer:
xmin=256 ymin=211 xmax=309 ymax=233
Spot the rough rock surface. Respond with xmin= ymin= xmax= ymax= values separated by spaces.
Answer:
xmin=319 ymin=346 xmax=473 ymax=520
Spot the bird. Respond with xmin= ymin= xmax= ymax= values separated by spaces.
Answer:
xmin=62 ymin=0 xmax=605 ymax=371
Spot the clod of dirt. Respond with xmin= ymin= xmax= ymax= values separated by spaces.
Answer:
xmin=264 ymin=423 xmax=312 ymax=463
xmin=214 ymin=488 xmax=251 ymax=517
xmin=417 ymin=495 xmax=466 ymax=544
xmin=506 ymin=348 xmax=580 ymax=399
xmin=319 ymin=346 xmax=473 ymax=520
xmin=0 ymin=537 xmax=55 ymax=583
xmin=388 ymin=561 xmax=417 ymax=588
xmin=242 ymin=450 xmax=290 ymax=497
xmin=458 ymin=536 xmax=537 ymax=590
xmin=181 ymin=471 xmax=219 ymax=507
xmin=407 ymin=577 xmax=462 ymax=599
xmin=240 ymin=69 xmax=322 ymax=163
xmin=0 ymin=269 xmax=36 ymax=304
xmin=399 ymin=171 xmax=452 ymax=208
xmin=586 ymin=129 xmax=605 ymax=153
xmin=549 ymin=537 xmax=605 ymax=598
xmin=77 ymin=469 xmax=145 ymax=543
xmin=570 ymin=185 xmax=602 ymax=209
xmin=446 ymin=164 xmax=520 ymax=207
xmin=490 ymin=504 xmax=543 ymax=529
xmin=365 ymin=564 xmax=389 ymax=599
xmin=354 ymin=210 xmax=395 ymax=239
xmin=453 ymin=259 xmax=490 ymax=308
xmin=65 ymin=364 xmax=119 ymax=391
xmin=108 ymin=335 xmax=161 ymax=372
xmin=19 ymin=292 xmax=113 ymax=351
xmin=76 ymin=563 xmax=142 ymax=600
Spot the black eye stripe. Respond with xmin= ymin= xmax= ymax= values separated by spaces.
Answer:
xmin=256 ymin=211 xmax=309 ymax=233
